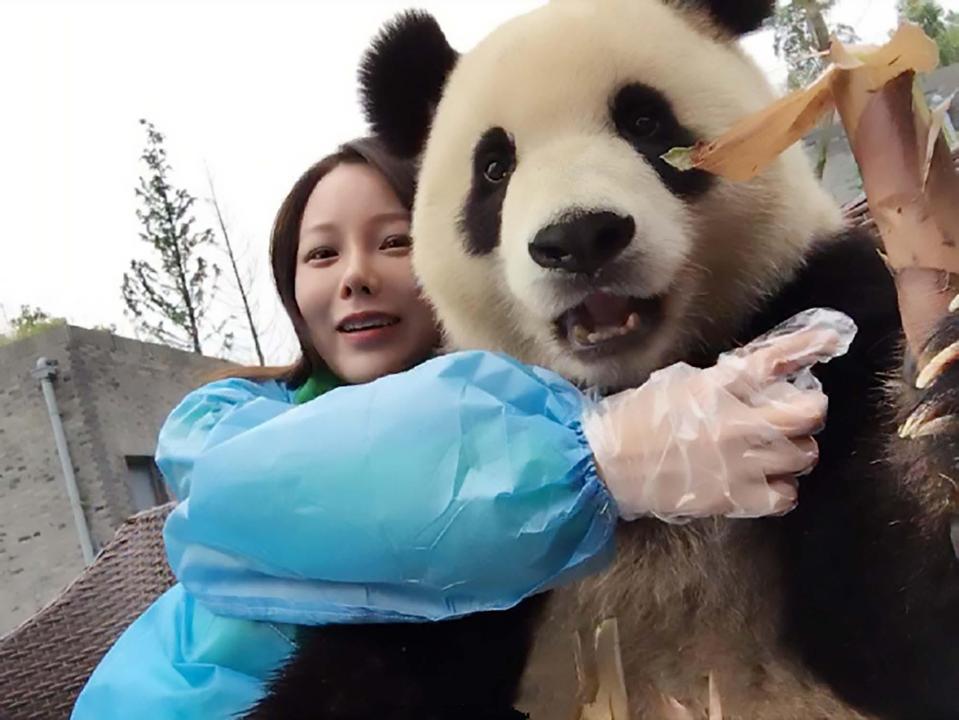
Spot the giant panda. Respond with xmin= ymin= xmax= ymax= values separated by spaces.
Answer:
xmin=245 ymin=1 xmax=959 ymax=718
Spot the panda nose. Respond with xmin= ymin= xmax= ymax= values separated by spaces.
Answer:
xmin=528 ymin=211 xmax=635 ymax=275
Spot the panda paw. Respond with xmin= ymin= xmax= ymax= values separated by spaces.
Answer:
xmin=900 ymin=305 xmax=959 ymax=439
xmin=899 ymin=302 xmax=959 ymax=557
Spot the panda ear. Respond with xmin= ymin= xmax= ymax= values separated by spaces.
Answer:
xmin=684 ymin=0 xmax=776 ymax=36
xmin=358 ymin=10 xmax=459 ymax=158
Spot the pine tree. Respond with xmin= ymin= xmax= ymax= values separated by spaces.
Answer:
xmin=123 ymin=119 xmax=231 ymax=354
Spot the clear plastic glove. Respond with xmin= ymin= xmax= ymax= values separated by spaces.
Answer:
xmin=583 ymin=308 xmax=857 ymax=522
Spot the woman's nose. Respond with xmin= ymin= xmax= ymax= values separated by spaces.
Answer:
xmin=339 ymin=254 xmax=380 ymax=299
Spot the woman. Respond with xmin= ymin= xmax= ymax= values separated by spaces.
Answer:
xmin=72 ymin=136 xmax=844 ymax=719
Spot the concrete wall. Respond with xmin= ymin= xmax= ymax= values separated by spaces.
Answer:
xmin=0 ymin=326 xmax=230 ymax=633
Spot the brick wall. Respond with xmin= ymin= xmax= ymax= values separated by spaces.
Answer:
xmin=0 ymin=326 xmax=231 ymax=633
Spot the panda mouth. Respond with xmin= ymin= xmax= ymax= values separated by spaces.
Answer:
xmin=555 ymin=292 xmax=665 ymax=353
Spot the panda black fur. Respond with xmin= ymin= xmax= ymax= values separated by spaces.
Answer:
xmin=245 ymin=1 xmax=959 ymax=718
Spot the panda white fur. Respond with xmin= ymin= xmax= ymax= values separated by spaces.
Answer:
xmin=245 ymin=2 xmax=959 ymax=719
xmin=407 ymin=0 xmax=840 ymax=393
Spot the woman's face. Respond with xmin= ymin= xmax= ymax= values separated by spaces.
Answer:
xmin=294 ymin=161 xmax=440 ymax=384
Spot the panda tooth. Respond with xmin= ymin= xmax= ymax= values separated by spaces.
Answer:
xmin=589 ymin=327 xmax=617 ymax=344
xmin=575 ymin=315 xmax=643 ymax=346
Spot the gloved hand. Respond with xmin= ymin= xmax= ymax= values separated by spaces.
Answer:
xmin=582 ymin=308 xmax=857 ymax=522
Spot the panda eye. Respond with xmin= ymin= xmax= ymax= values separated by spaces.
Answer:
xmin=483 ymin=157 xmax=512 ymax=183
xmin=630 ymin=115 xmax=660 ymax=139
xmin=612 ymin=84 xmax=680 ymax=147
xmin=473 ymin=128 xmax=516 ymax=187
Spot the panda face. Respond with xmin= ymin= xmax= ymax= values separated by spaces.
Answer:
xmin=366 ymin=0 xmax=842 ymax=388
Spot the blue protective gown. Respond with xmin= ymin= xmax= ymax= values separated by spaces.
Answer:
xmin=72 ymin=350 xmax=617 ymax=719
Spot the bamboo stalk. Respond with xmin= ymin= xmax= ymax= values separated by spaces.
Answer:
xmin=663 ymin=23 xmax=959 ymax=355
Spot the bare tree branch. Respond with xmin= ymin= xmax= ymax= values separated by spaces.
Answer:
xmin=205 ymin=168 xmax=266 ymax=365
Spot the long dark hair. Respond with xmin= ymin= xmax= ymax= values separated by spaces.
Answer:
xmin=211 ymin=136 xmax=418 ymax=387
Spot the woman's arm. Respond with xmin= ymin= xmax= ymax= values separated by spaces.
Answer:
xmin=155 ymin=377 xmax=295 ymax=500
xmin=71 ymin=585 xmax=295 ymax=720
xmin=162 ymin=310 xmax=849 ymax=626
xmin=162 ymin=350 xmax=616 ymax=625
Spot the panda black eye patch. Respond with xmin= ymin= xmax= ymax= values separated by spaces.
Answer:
xmin=458 ymin=127 xmax=516 ymax=256
xmin=611 ymin=83 xmax=713 ymax=199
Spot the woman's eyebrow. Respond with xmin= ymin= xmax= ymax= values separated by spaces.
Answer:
xmin=301 ymin=221 xmax=338 ymax=234
xmin=369 ymin=211 xmax=411 ymax=224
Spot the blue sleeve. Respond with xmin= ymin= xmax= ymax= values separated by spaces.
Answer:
xmin=155 ymin=377 xmax=294 ymax=500
xmin=71 ymin=584 xmax=294 ymax=720
xmin=163 ymin=350 xmax=617 ymax=625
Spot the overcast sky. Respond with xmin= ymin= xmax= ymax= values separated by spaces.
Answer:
xmin=2 ymin=0 xmax=957 ymax=364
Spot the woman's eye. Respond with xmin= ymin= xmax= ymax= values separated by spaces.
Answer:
xmin=305 ymin=247 xmax=337 ymax=262
xmin=381 ymin=234 xmax=412 ymax=250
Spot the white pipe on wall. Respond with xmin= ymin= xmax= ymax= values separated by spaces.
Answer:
xmin=32 ymin=356 xmax=96 ymax=565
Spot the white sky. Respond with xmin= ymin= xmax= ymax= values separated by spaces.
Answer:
xmin=1 ymin=0 xmax=957 ymax=364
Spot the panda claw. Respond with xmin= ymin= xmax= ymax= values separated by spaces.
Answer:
xmin=900 ymin=401 xmax=936 ymax=438
xmin=661 ymin=696 xmax=695 ymax=720
xmin=900 ymin=411 xmax=957 ymax=439
xmin=949 ymin=292 xmax=959 ymax=313
xmin=916 ymin=339 xmax=959 ymax=389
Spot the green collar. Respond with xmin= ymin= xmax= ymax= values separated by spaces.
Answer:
xmin=293 ymin=368 xmax=341 ymax=404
